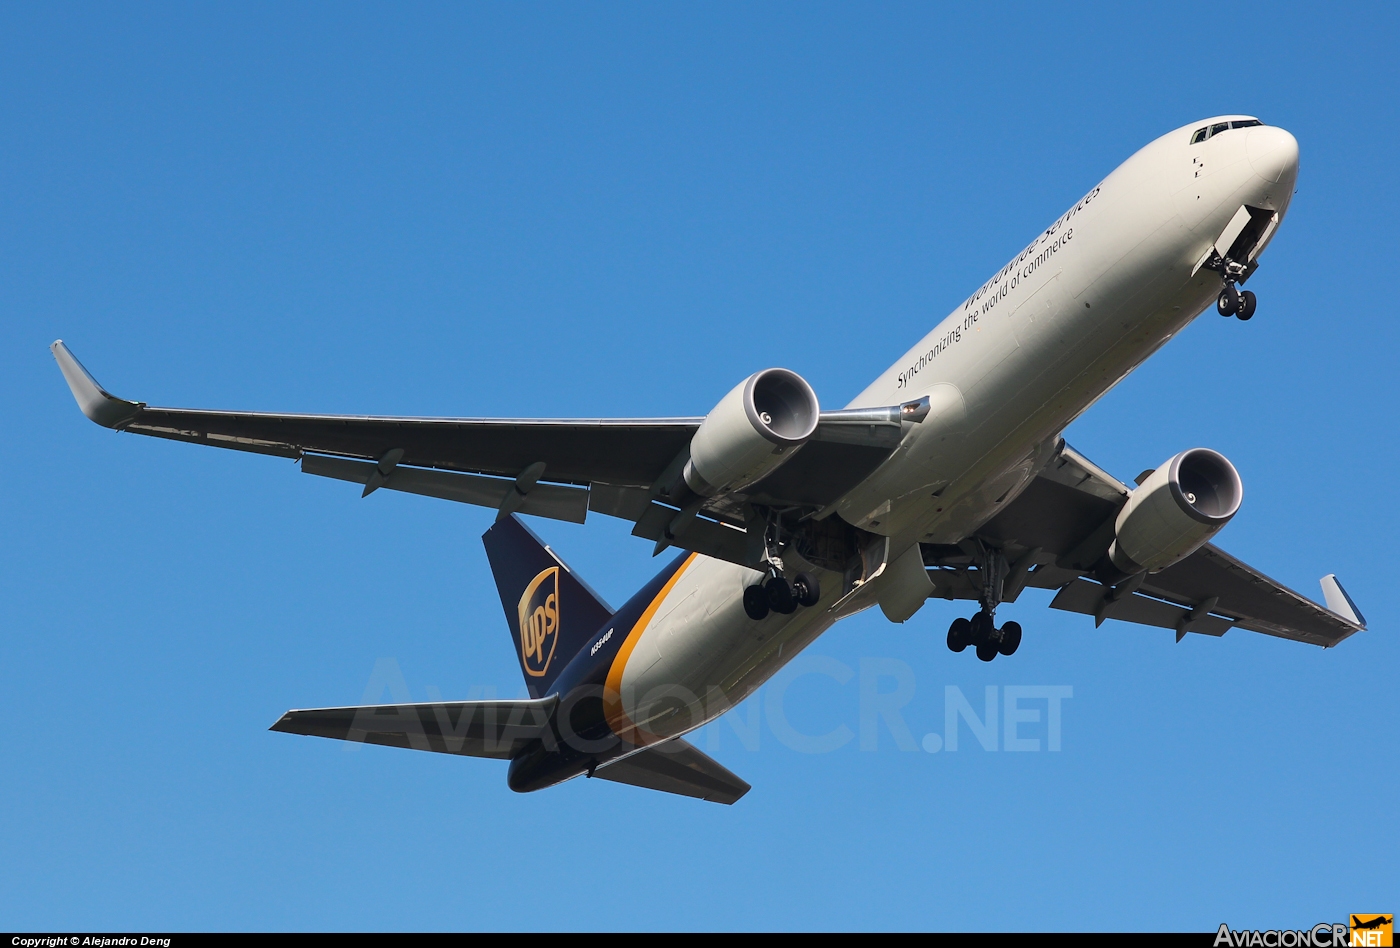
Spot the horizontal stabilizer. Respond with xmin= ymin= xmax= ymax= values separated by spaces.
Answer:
xmin=592 ymin=738 xmax=750 ymax=805
xmin=1320 ymin=574 xmax=1365 ymax=628
xmin=270 ymin=696 xmax=557 ymax=759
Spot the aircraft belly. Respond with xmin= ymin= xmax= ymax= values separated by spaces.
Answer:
xmin=616 ymin=556 xmax=843 ymax=742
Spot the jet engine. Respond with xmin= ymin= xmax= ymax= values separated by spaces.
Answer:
xmin=1108 ymin=448 xmax=1242 ymax=574
xmin=683 ymin=368 xmax=820 ymax=497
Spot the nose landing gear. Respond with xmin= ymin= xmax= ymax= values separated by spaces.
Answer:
xmin=1209 ymin=254 xmax=1258 ymax=321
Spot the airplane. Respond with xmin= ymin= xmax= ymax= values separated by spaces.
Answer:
xmin=53 ymin=114 xmax=1367 ymax=805
xmin=1351 ymin=917 xmax=1393 ymax=931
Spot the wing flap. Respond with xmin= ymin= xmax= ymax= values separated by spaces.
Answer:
xmin=630 ymin=501 xmax=750 ymax=564
xmin=302 ymin=454 xmax=590 ymax=523
xmin=1139 ymin=544 xmax=1361 ymax=646
xmin=592 ymin=738 xmax=750 ymax=805
xmin=270 ymin=696 xmax=557 ymax=759
xmin=1050 ymin=577 xmax=1235 ymax=636
xmin=123 ymin=407 xmax=698 ymax=486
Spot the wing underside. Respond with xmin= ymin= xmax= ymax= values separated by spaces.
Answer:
xmin=941 ymin=443 xmax=1365 ymax=647
xmin=51 ymin=341 xmax=916 ymax=568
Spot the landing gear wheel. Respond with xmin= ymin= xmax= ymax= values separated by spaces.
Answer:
xmin=793 ymin=572 xmax=821 ymax=608
xmin=975 ymin=641 xmax=998 ymax=662
xmin=765 ymin=576 xmax=798 ymax=615
xmin=1217 ymin=285 xmax=1240 ymax=317
xmin=742 ymin=585 xmax=770 ymax=621
xmin=998 ymin=620 xmax=1022 ymax=656
xmin=947 ymin=617 xmax=972 ymax=653
xmin=1236 ymin=290 xmax=1257 ymax=321
xmin=969 ymin=611 xmax=995 ymax=647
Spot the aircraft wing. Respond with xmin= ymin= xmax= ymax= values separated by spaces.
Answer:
xmin=591 ymin=738 xmax=751 ymax=805
xmin=950 ymin=443 xmax=1366 ymax=648
xmin=53 ymin=340 xmax=696 ymax=489
xmin=269 ymin=696 xmax=557 ymax=759
xmin=52 ymin=341 xmax=913 ymax=561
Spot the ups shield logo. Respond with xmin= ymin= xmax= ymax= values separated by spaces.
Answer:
xmin=518 ymin=567 xmax=560 ymax=677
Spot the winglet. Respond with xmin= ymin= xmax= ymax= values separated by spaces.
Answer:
xmin=50 ymin=340 xmax=144 ymax=428
xmin=1320 ymin=574 xmax=1366 ymax=628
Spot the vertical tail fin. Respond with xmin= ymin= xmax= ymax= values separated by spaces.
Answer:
xmin=482 ymin=515 xmax=614 ymax=698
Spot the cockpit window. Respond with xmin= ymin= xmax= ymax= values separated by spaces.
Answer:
xmin=1191 ymin=119 xmax=1263 ymax=143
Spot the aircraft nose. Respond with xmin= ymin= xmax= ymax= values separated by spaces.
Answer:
xmin=1246 ymin=126 xmax=1299 ymax=184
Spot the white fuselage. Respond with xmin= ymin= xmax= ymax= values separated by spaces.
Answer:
xmin=607 ymin=117 xmax=1300 ymax=742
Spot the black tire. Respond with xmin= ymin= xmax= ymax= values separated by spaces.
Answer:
xmin=947 ymin=617 xmax=972 ymax=653
xmin=1237 ymin=290 xmax=1257 ymax=320
xmin=975 ymin=641 xmax=998 ymax=662
xmin=1217 ymin=285 xmax=1240 ymax=316
xmin=765 ymin=576 xmax=798 ymax=615
xmin=970 ymin=611 xmax=994 ymax=646
xmin=998 ymin=620 xmax=1022 ymax=656
xmin=793 ymin=572 xmax=821 ymax=608
xmin=743 ymin=585 xmax=770 ymax=620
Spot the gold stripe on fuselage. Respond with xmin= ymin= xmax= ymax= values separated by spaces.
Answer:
xmin=603 ymin=553 xmax=698 ymax=745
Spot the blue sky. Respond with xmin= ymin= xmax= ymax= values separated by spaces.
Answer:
xmin=2 ymin=1 xmax=1395 ymax=932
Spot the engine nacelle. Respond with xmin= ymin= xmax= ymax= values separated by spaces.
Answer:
xmin=1109 ymin=448 xmax=1243 ymax=574
xmin=683 ymin=368 xmax=820 ymax=497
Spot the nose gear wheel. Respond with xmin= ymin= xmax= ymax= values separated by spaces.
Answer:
xmin=1208 ymin=252 xmax=1261 ymax=321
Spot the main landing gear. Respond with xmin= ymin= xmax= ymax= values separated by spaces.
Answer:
xmin=946 ymin=613 xmax=1022 ymax=662
xmin=945 ymin=542 xmax=1022 ymax=661
xmin=743 ymin=571 xmax=820 ymax=620
xmin=742 ymin=507 xmax=820 ymax=621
